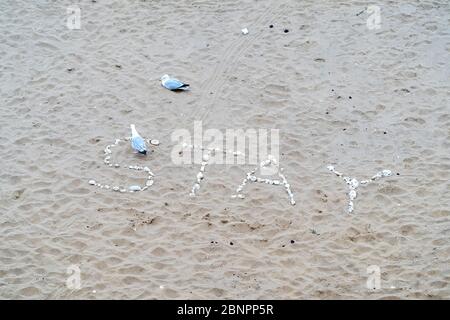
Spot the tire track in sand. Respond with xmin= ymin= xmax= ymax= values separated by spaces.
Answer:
xmin=192 ymin=0 xmax=285 ymax=122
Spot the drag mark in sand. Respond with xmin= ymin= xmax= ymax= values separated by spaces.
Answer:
xmin=327 ymin=165 xmax=392 ymax=213
xmin=88 ymin=138 xmax=159 ymax=193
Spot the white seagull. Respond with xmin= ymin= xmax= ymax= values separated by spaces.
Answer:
xmin=160 ymin=74 xmax=190 ymax=91
xmin=130 ymin=124 xmax=147 ymax=155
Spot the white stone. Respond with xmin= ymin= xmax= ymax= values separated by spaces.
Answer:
xmin=129 ymin=185 xmax=141 ymax=192
xmin=382 ymin=170 xmax=392 ymax=177
xmin=150 ymin=139 xmax=160 ymax=146
xmin=89 ymin=180 xmax=96 ymax=185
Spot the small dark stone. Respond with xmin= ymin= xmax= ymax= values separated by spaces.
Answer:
xmin=115 ymin=64 xmax=122 ymax=69
xmin=269 ymin=25 xmax=274 ymax=28
xmin=230 ymin=242 xmax=234 ymax=246
xmin=290 ymin=240 xmax=295 ymax=244
xmin=343 ymin=128 xmax=347 ymax=131
xmin=67 ymin=68 xmax=74 ymax=72
xmin=383 ymin=131 xmax=387 ymax=134
xmin=282 ymin=245 xmax=286 ymax=247
xmin=349 ymin=96 xmax=352 ymax=99
xmin=325 ymin=111 xmax=329 ymax=114
xmin=331 ymin=89 xmax=334 ymax=92
xmin=164 ymin=202 xmax=169 ymax=206
xmin=284 ymin=29 xmax=289 ymax=33
xmin=396 ymin=173 xmax=400 ymax=176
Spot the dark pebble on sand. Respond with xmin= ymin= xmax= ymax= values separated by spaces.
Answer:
xmin=284 ymin=29 xmax=289 ymax=33
xmin=230 ymin=242 xmax=234 ymax=246
xmin=164 ymin=202 xmax=169 ymax=206
xmin=397 ymin=173 xmax=400 ymax=176
xmin=383 ymin=131 xmax=387 ymax=134
xmin=290 ymin=240 xmax=295 ymax=244
xmin=115 ymin=64 xmax=122 ymax=69
xmin=269 ymin=25 xmax=274 ymax=28
xmin=349 ymin=96 xmax=352 ymax=99
xmin=67 ymin=68 xmax=74 ymax=72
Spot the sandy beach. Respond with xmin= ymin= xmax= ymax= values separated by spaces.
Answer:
xmin=0 ymin=0 xmax=449 ymax=299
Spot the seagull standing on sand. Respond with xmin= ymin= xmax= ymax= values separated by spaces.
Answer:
xmin=160 ymin=74 xmax=190 ymax=91
xmin=130 ymin=124 xmax=147 ymax=155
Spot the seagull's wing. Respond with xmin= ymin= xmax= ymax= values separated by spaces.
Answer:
xmin=131 ymin=136 xmax=147 ymax=152
xmin=163 ymin=78 xmax=189 ymax=90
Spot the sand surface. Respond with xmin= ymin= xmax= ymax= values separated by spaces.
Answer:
xmin=0 ymin=0 xmax=449 ymax=299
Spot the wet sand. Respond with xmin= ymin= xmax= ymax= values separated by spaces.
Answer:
xmin=0 ymin=0 xmax=449 ymax=299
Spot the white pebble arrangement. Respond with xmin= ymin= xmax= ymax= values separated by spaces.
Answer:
xmin=182 ymin=143 xmax=243 ymax=197
xmin=327 ymin=165 xmax=392 ymax=213
xmin=232 ymin=155 xmax=296 ymax=206
xmin=88 ymin=137 xmax=159 ymax=193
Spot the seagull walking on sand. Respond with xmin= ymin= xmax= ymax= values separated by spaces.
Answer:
xmin=160 ymin=74 xmax=190 ymax=91
xmin=130 ymin=124 xmax=147 ymax=155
